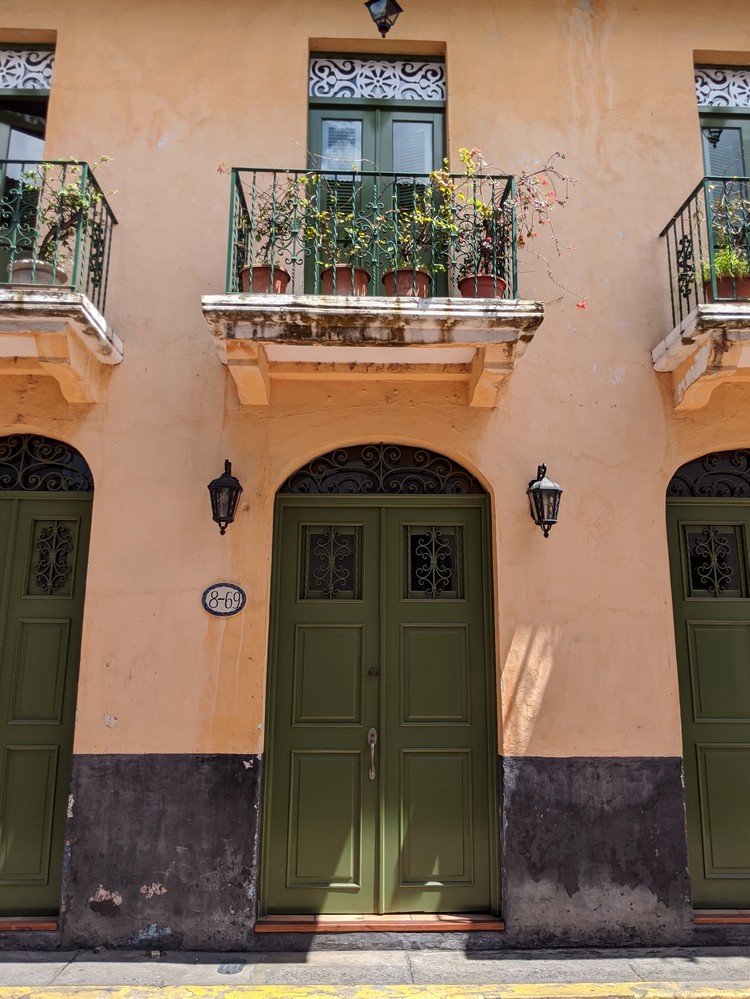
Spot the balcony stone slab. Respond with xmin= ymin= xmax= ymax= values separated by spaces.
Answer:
xmin=202 ymin=293 xmax=544 ymax=407
xmin=0 ymin=289 xmax=123 ymax=403
xmin=652 ymin=302 xmax=750 ymax=410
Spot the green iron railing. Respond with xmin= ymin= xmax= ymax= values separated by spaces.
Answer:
xmin=0 ymin=159 xmax=117 ymax=313
xmin=661 ymin=175 xmax=750 ymax=327
xmin=226 ymin=167 xmax=517 ymax=297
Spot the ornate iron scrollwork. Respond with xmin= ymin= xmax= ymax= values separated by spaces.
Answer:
xmin=0 ymin=435 xmax=93 ymax=492
xmin=309 ymin=57 xmax=446 ymax=101
xmin=34 ymin=522 xmax=74 ymax=594
xmin=676 ymin=234 xmax=696 ymax=301
xmin=688 ymin=526 xmax=734 ymax=596
xmin=310 ymin=528 xmax=354 ymax=598
xmin=280 ymin=444 xmax=484 ymax=496
xmin=410 ymin=528 xmax=458 ymax=598
xmin=668 ymin=450 xmax=750 ymax=498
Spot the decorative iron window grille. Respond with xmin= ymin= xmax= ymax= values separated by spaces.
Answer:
xmin=309 ymin=57 xmax=446 ymax=102
xmin=695 ymin=66 xmax=750 ymax=109
xmin=668 ymin=449 xmax=750 ymax=498
xmin=0 ymin=434 xmax=93 ymax=492
xmin=0 ymin=48 xmax=54 ymax=91
xmin=279 ymin=444 xmax=484 ymax=496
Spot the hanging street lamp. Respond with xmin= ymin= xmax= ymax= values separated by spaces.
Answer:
xmin=527 ymin=464 xmax=563 ymax=538
xmin=364 ymin=0 xmax=403 ymax=37
xmin=207 ymin=460 xmax=243 ymax=535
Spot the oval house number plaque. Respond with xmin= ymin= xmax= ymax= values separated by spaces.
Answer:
xmin=202 ymin=582 xmax=246 ymax=617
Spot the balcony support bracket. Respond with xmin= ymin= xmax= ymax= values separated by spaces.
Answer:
xmin=652 ymin=303 xmax=750 ymax=410
xmin=0 ymin=289 xmax=123 ymax=403
xmin=202 ymin=294 xmax=544 ymax=407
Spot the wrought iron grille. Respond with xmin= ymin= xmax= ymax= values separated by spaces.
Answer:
xmin=279 ymin=444 xmax=484 ymax=495
xmin=668 ymin=449 xmax=750 ymax=498
xmin=0 ymin=434 xmax=93 ymax=492
xmin=660 ymin=176 xmax=750 ymax=327
xmin=0 ymin=159 xmax=117 ymax=312
xmin=225 ymin=167 xmax=516 ymax=298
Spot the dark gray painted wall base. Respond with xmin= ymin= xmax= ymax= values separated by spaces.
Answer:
xmin=60 ymin=754 xmax=262 ymax=951
xmin=501 ymin=757 xmax=692 ymax=947
xmin=27 ymin=752 xmax=708 ymax=951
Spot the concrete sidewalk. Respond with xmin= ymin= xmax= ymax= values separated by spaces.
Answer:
xmin=3 ymin=947 xmax=750 ymax=998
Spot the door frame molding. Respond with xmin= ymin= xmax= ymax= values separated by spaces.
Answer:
xmin=259 ymin=492 xmax=500 ymax=918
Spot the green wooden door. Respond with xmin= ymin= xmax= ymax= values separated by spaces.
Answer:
xmin=0 ymin=494 xmax=91 ymax=914
xmin=667 ymin=500 xmax=750 ymax=906
xmin=263 ymin=497 xmax=496 ymax=915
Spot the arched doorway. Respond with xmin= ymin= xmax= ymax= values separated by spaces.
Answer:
xmin=261 ymin=444 xmax=499 ymax=917
xmin=667 ymin=449 xmax=750 ymax=907
xmin=0 ymin=434 xmax=93 ymax=916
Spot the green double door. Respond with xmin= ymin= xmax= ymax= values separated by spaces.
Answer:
xmin=0 ymin=494 xmax=90 ymax=914
xmin=668 ymin=500 xmax=750 ymax=906
xmin=263 ymin=498 xmax=496 ymax=915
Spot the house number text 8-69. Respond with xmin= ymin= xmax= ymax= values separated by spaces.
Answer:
xmin=201 ymin=583 xmax=246 ymax=617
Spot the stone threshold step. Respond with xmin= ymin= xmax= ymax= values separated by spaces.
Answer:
xmin=693 ymin=909 xmax=750 ymax=924
xmin=255 ymin=913 xmax=505 ymax=933
xmin=0 ymin=916 xmax=57 ymax=931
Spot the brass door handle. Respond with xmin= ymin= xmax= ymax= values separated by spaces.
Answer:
xmin=367 ymin=727 xmax=378 ymax=780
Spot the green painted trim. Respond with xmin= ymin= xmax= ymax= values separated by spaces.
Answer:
xmin=699 ymin=106 xmax=750 ymax=117
xmin=276 ymin=495 xmax=487 ymax=509
xmin=667 ymin=498 xmax=750 ymax=506
xmin=258 ymin=497 xmax=285 ymax=918
xmin=480 ymin=497 xmax=500 ymax=914
xmin=309 ymin=97 xmax=445 ymax=110
xmin=0 ymin=88 xmax=50 ymax=98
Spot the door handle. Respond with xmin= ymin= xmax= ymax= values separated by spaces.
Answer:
xmin=367 ymin=727 xmax=378 ymax=780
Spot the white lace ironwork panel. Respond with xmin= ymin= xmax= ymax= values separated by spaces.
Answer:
xmin=0 ymin=48 xmax=54 ymax=90
xmin=309 ymin=57 xmax=445 ymax=101
xmin=696 ymin=66 xmax=750 ymax=108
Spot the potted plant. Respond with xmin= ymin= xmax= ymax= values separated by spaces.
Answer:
xmin=379 ymin=174 xmax=457 ymax=297
xmin=701 ymin=245 xmax=750 ymax=301
xmin=453 ymin=146 xmax=573 ymax=299
xmin=700 ymin=184 xmax=750 ymax=301
xmin=10 ymin=157 xmax=113 ymax=286
xmin=238 ymin=174 xmax=309 ymax=294
xmin=310 ymin=192 xmax=372 ymax=296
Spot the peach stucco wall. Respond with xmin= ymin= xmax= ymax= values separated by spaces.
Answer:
xmin=1 ymin=0 xmax=748 ymax=758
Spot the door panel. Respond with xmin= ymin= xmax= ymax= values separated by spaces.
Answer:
xmin=264 ymin=500 xmax=493 ymax=915
xmin=287 ymin=751 xmax=363 ymax=887
xmin=399 ymin=750 xmax=473 ymax=884
xmin=265 ymin=508 xmax=380 ymax=914
xmin=382 ymin=508 xmax=490 ymax=912
xmin=668 ymin=502 xmax=750 ymax=906
xmin=0 ymin=496 xmax=90 ymax=914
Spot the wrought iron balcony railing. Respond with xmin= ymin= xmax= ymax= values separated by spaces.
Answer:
xmin=225 ymin=167 xmax=517 ymax=298
xmin=0 ymin=159 xmax=117 ymax=313
xmin=661 ymin=175 xmax=750 ymax=327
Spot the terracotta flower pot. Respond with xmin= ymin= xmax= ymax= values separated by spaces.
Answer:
xmin=240 ymin=264 xmax=291 ymax=294
xmin=704 ymin=276 xmax=750 ymax=302
xmin=458 ymin=274 xmax=507 ymax=299
xmin=11 ymin=259 xmax=69 ymax=286
xmin=381 ymin=268 xmax=431 ymax=298
xmin=321 ymin=265 xmax=371 ymax=296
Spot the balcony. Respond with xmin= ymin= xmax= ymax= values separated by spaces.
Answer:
xmin=653 ymin=176 xmax=750 ymax=409
xmin=202 ymin=167 xmax=544 ymax=407
xmin=0 ymin=160 xmax=122 ymax=403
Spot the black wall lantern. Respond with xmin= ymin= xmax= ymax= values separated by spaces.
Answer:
xmin=364 ymin=0 xmax=403 ymax=37
xmin=527 ymin=464 xmax=563 ymax=538
xmin=208 ymin=460 xmax=243 ymax=535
